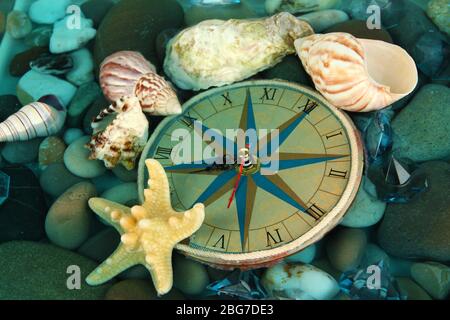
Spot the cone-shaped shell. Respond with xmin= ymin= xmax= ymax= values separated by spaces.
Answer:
xmin=100 ymin=51 xmax=156 ymax=102
xmin=134 ymin=73 xmax=182 ymax=116
xmin=164 ymin=12 xmax=314 ymax=91
xmin=295 ymin=33 xmax=418 ymax=112
xmin=0 ymin=95 xmax=66 ymax=142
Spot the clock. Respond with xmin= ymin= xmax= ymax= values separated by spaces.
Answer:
xmin=138 ymin=80 xmax=364 ymax=269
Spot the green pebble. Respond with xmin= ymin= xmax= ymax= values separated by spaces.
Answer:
xmin=285 ymin=244 xmax=317 ymax=264
xmin=45 ymin=182 xmax=97 ymax=250
xmin=78 ymin=228 xmax=120 ymax=262
xmin=94 ymin=0 xmax=184 ymax=70
xmin=39 ymin=163 xmax=85 ymax=198
xmin=0 ymin=241 xmax=110 ymax=300
xmin=64 ymin=136 xmax=107 ymax=179
xmin=38 ymin=136 xmax=66 ymax=169
xmin=1 ymin=138 xmax=43 ymax=164
xmin=396 ymin=277 xmax=432 ymax=300
xmin=392 ymin=84 xmax=450 ymax=162
xmin=101 ymin=183 xmax=138 ymax=205
xmin=68 ymin=82 xmax=102 ymax=127
xmin=91 ymin=172 xmax=123 ymax=195
xmin=82 ymin=95 xmax=110 ymax=135
xmin=112 ymin=165 xmax=138 ymax=182
xmin=411 ymin=262 xmax=450 ymax=300
xmin=262 ymin=55 xmax=312 ymax=86
xmin=326 ymin=228 xmax=367 ymax=272
xmin=340 ymin=178 xmax=386 ymax=228
xmin=63 ymin=128 xmax=85 ymax=145
xmin=80 ymin=0 xmax=115 ymax=27
xmin=173 ymin=255 xmax=210 ymax=296
xmin=24 ymin=25 xmax=53 ymax=47
xmin=362 ymin=244 xmax=390 ymax=268
xmin=184 ymin=3 xmax=258 ymax=26
xmin=207 ymin=267 xmax=233 ymax=282
xmin=6 ymin=10 xmax=32 ymax=39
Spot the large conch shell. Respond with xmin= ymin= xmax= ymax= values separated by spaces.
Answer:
xmin=0 ymin=95 xmax=66 ymax=142
xmin=164 ymin=12 xmax=314 ymax=91
xmin=86 ymin=96 xmax=149 ymax=170
xmin=100 ymin=51 xmax=182 ymax=116
xmin=100 ymin=51 xmax=156 ymax=102
xmin=295 ymin=33 xmax=418 ymax=112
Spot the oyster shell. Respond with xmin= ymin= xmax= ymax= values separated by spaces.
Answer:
xmin=164 ymin=12 xmax=314 ymax=91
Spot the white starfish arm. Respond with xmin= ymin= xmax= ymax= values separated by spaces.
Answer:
xmin=86 ymin=245 xmax=144 ymax=286
xmin=143 ymin=159 xmax=172 ymax=214
xmin=88 ymin=198 xmax=131 ymax=234
xmin=144 ymin=249 xmax=174 ymax=296
xmin=170 ymin=204 xmax=206 ymax=243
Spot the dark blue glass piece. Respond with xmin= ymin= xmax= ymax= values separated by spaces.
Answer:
xmin=206 ymin=270 xmax=267 ymax=300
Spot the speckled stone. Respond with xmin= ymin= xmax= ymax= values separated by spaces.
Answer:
xmin=63 ymin=136 xmax=106 ymax=179
xmin=324 ymin=20 xmax=393 ymax=43
xmin=326 ymin=228 xmax=367 ymax=272
xmin=378 ymin=161 xmax=450 ymax=262
xmin=38 ymin=136 xmax=66 ymax=169
xmin=392 ymin=85 xmax=450 ymax=162
xmin=0 ymin=241 xmax=110 ymax=300
xmin=6 ymin=10 xmax=32 ymax=39
xmin=45 ymin=182 xmax=97 ymax=250
xmin=94 ymin=0 xmax=184 ymax=70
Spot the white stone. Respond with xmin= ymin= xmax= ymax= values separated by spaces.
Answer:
xmin=29 ymin=0 xmax=71 ymax=25
xmin=50 ymin=14 xmax=96 ymax=54
xmin=18 ymin=70 xmax=77 ymax=107
xmin=262 ymin=263 xmax=339 ymax=300
xmin=66 ymin=48 xmax=95 ymax=86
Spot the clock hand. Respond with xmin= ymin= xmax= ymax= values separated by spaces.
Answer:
xmin=165 ymin=156 xmax=236 ymax=176
xmin=238 ymin=89 xmax=257 ymax=152
xmin=260 ymin=153 xmax=349 ymax=173
xmin=227 ymin=161 xmax=244 ymax=209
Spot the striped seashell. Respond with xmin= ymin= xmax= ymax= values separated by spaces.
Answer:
xmin=294 ymin=33 xmax=418 ymax=112
xmin=86 ymin=96 xmax=149 ymax=170
xmin=134 ymin=72 xmax=182 ymax=116
xmin=0 ymin=95 xmax=66 ymax=142
xmin=99 ymin=51 xmax=156 ymax=102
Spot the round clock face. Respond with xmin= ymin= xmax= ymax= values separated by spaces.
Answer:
xmin=139 ymin=80 xmax=363 ymax=268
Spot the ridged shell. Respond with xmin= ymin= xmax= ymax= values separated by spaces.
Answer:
xmin=0 ymin=95 xmax=66 ymax=142
xmin=86 ymin=96 xmax=149 ymax=170
xmin=134 ymin=73 xmax=182 ymax=116
xmin=295 ymin=33 xmax=418 ymax=112
xmin=100 ymin=51 xmax=156 ymax=102
xmin=164 ymin=12 xmax=314 ymax=91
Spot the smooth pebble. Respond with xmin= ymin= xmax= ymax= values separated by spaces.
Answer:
xmin=39 ymin=163 xmax=84 ymax=198
xmin=64 ymin=136 xmax=106 ymax=179
xmin=173 ymin=254 xmax=209 ymax=296
xmin=326 ymin=228 xmax=367 ymax=272
xmin=63 ymin=128 xmax=85 ymax=145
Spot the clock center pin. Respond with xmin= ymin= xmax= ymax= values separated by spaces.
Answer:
xmin=238 ymin=146 xmax=259 ymax=175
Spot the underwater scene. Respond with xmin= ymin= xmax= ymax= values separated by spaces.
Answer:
xmin=0 ymin=0 xmax=449 ymax=301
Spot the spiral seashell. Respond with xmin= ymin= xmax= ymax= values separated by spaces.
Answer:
xmin=294 ymin=33 xmax=418 ymax=112
xmin=0 ymin=95 xmax=66 ymax=142
xmin=134 ymin=73 xmax=182 ymax=116
xmin=99 ymin=51 xmax=156 ymax=102
xmin=86 ymin=96 xmax=149 ymax=170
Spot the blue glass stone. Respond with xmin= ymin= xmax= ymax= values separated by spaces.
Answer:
xmin=366 ymin=155 xmax=429 ymax=203
xmin=206 ymin=270 xmax=267 ymax=300
xmin=0 ymin=170 xmax=10 ymax=206
xmin=339 ymin=260 xmax=404 ymax=300
xmin=364 ymin=109 xmax=394 ymax=164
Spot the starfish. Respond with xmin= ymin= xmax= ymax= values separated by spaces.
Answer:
xmin=86 ymin=159 xmax=205 ymax=295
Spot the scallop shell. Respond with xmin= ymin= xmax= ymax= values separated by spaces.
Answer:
xmin=164 ymin=12 xmax=314 ymax=91
xmin=99 ymin=51 xmax=156 ymax=102
xmin=294 ymin=33 xmax=418 ymax=112
xmin=0 ymin=95 xmax=66 ymax=142
xmin=134 ymin=73 xmax=182 ymax=116
xmin=86 ymin=96 xmax=149 ymax=170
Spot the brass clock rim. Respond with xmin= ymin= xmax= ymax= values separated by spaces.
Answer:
xmin=138 ymin=79 xmax=365 ymax=268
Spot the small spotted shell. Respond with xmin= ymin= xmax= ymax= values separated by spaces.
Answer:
xmin=99 ymin=51 xmax=156 ymax=102
xmin=86 ymin=96 xmax=149 ymax=170
xmin=0 ymin=95 xmax=66 ymax=142
xmin=295 ymin=33 xmax=418 ymax=112
xmin=134 ymin=73 xmax=182 ymax=116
